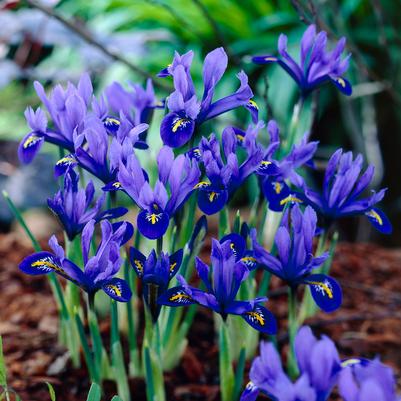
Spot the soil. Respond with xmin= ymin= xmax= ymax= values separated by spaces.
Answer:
xmin=0 ymin=233 xmax=400 ymax=401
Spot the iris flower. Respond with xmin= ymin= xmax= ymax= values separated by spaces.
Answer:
xmin=300 ymin=149 xmax=392 ymax=234
xmin=118 ymin=146 xmax=200 ymax=239
xmin=239 ymin=120 xmax=318 ymax=211
xmin=159 ymin=48 xmax=253 ymax=148
xmin=130 ymin=247 xmax=183 ymax=320
xmin=194 ymin=127 xmax=263 ymax=215
xmin=18 ymin=74 xmax=93 ymax=164
xmin=48 ymin=169 xmax=128 ymax=241
xmin=104 ymin=78 xmax=162 ymax=127
xmin=339 ymin=358 xmax=401 ymax=401
xmin=252 ymin=205 xmax=342 ymax=313
xmin=19 ymin=220 xmax=133 ymax=302
xmin=18 ymin=73 xmax=151 ymax=170
xmin=158 ymin=239 xmax=277 ymax=334
xmin=241 ymin=326 xmax=342 ymax=401
xmin=253 ymin=24 xmax=352 ymax=96
xmin=67 ymin=116 xmax=148 ymax=184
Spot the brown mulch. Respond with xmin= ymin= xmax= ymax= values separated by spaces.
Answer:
xmin=0 ymin=233 xmax=400 ymax=401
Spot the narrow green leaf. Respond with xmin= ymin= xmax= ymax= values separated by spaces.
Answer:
xmin=46 ymin=382 xmax=56 ymax=401
xmin=233 ymin=347 xmax=246 ymax=400
xmin=110 ymin=396 xmax=124 ymax=401
xmin=218 ymin=321 xmax=235 ymax=401
xmin=0 ymin=337 xmax=7 ymax=388
xmin=86 ymin=383 xmax=102 ymax=401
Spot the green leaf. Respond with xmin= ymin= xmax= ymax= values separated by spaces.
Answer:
xmin=110 ymin=397 xmax=124 ymax=401
xmin=0 ymin=337 xmax=7 ymax=388
xmin=86 ymin=383 xmax=102 ymax=401
xmin=218 ymin=321 xmax=235 ymax=401
xmin=46 ymin=382 xmax=56 ymax=401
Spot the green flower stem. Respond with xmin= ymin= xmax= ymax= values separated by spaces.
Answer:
xmin=218 ymin=318 xmax=235 ymax=401
xmin=287 ymin=286 xmax=300 ymax=379
xmin=124 ymin=259 xmax=141 ymax=377
xmin=284 ymin=97 xmax=305 ymax=154
xmin=75 ymin=309 xmax=100 ymax=384
xmin=219 ymin=207 xmax=230 ymax=238
xmin=179 ymin=193 xmax=197 ymax=248
xmin=111 ymin=301 xmax=130 ymax=401
xmin=157 ymin=236 xmax=163 ymax=255
xmin=143 ymin=307 xmax=166 ymax=401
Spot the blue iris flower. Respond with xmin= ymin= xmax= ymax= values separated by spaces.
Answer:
xmin=158 ymin=239 xmax=277 ymax=334
xmin=300 ymin=149 xmax=392 ymax=234
xmin=159 ymin=48 xmax=254 ymax=148
xmin=253 ymin=24 xmax=352 ymax=97
xmin=19 ymin=220 xmax=133 ymax=302
xmin=130 ymin=247 xmax=183 ymax=321
xmin=252 ymin=205 xmax=342 ymax=313
xmin=241 ymin=326 xmax=342 ymax=401
xmin=193 ymin=127 xmax=263 ymax=215
xmin=118 ymin=146 xmax=200 ymax=239
xmin=48 ymin=169 xmax=128 ymax=241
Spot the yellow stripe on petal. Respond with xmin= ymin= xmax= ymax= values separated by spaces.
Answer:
xmin=366 ymin=209 xmax=383 ymax=225
xmin=245 ymin=311 xmax=265 ymax=326
xmin=172 ymin=118 xmax=190 ymax=133
xmin=307 ymin=281 xmax=333 ymax=298
xmin=193 ymin=181 xmax=210 ymax=189
xmin=23 ymin=135 xmax=40 ymax=149
xmin=105 ymin=284 xmax=122 ymax=297
xmin=279 ymin=195 xmax=302 ymax=206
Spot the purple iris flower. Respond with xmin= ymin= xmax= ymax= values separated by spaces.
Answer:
xmin=252 ymin=205 xmax=342 ymax=312
xmin=118 ymin=146 xmax=200 ymax=239
xmin=18 ymin=74 xmax=94 ymax=164
xmin=18 ymin=73 xmax=151 ymax=171
xmin=300 ymin=149 xmax=392 ymax=234
xmin=158 ymin=239 xmax=277 ymax=334
xmin=339 ymin=358 xmax=401 ymax=401
xmin=130 ymin=247 xmax=183 ymax=320
xmin=47 ymin=169 xmax=128 ymax=241
xmin=19 ymin=220 xmax=133 ymax=302
xmin=253 ymin=24 xmax=352 ymax=96
xmin=67 ymin=115 xmax=149 ymax=184
xmin=241 ymin=326 xmax=341 ymax=401
xmin=104 ymin=78 xmax=163 ymax=139
xmin=238 ymin=120 xmax=318 ymax=211
xmin=194 ymin=127 xmax=263 ymax=215
xmin=159 ymin=48 xmax=254 ymax=148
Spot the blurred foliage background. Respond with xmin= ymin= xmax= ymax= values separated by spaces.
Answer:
xmin=0 ymin=0 xmax=400 ymax=244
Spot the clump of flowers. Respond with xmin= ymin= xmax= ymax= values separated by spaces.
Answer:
xmin=11 ymin=22 xmax=397 ymax=401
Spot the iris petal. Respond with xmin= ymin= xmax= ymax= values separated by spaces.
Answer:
xmin=18 ymin=132 xmax=44 ymax=164
xmin=160 ymin=112 xmax=195 ymax=148
xmin=157 ymin=286 xmax=196 ymax=306
xmin=169 ymin=249 xmax=183 ymax=279
xmin=102 ymin=278 xmax=132 ymax=302
xmin=129 ymin=247 xmax=147 ymax=278
xmin=239 ymin=382 xmax=259 ymax=401
xmin=54 ymin=154 xmax=77 ymax=177
xmin=220 ymin=233 xmax=246 ymax=261
xmin=330 ymin=76 xmax=352 ymax=96
xmin=197 ymin=188 xmax=228 ymax=215
xmin=241 ymin=304 xmax=277 ymax=334
xmin=304 ymin=274 xmax=342 ymax=312
xmin=137 ymin=208 xmax=170 ymax=240
xmin=365 ymin=208 xmax=392 ymax=234
xmin=262 ymin=178 xmax=291 ymax=212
